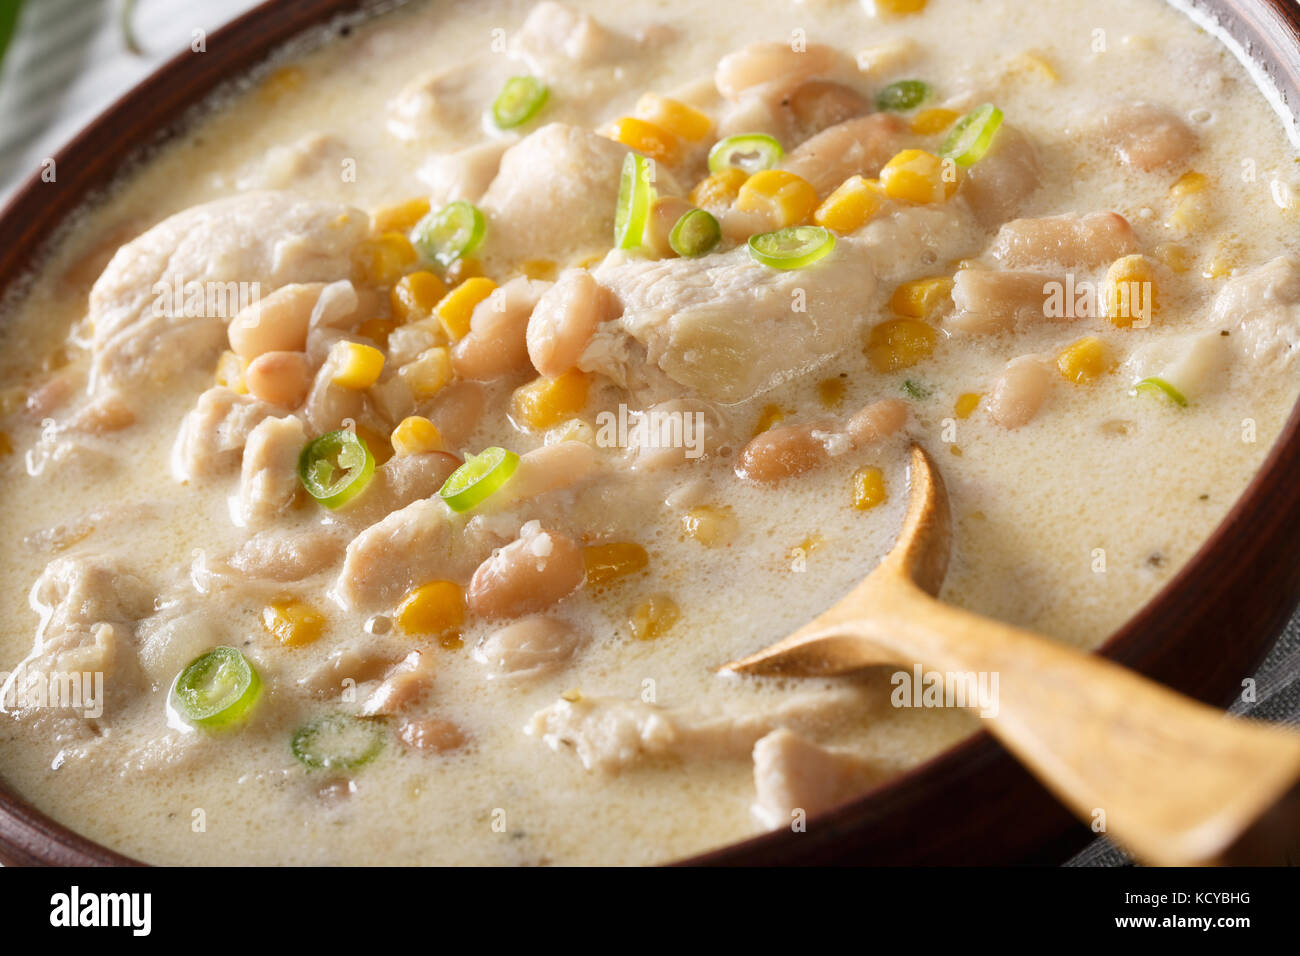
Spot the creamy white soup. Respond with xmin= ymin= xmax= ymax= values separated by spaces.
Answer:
xmin=1 ymin=0 xmax=1299 ymax=865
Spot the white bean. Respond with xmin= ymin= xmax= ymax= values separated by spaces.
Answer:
xmin=228 ymin=283 xmax=324 ymax=359
xmin=473 ymin=616 xmax=580 ymax=680
xmin=452 ymin=277 xmax=550 ymax=381
xmin=987 ymin=356 xmax=1052 ymax=428
xmin=715 ymin=41 xmax=846 ymax=102
xmin=526 ymin=270 xmax=615 ymax=377
xmin=467 ymin=522 xmax=584 ymax=619
xmin=244 ymin=350 xmax=312 ymax=408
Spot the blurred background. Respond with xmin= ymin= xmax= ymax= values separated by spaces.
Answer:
xmin=0 ymin=0 xmax=261 ymax=203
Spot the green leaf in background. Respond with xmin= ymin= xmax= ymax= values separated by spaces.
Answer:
xmin=0 ymin=0 xmax=25 ymax=75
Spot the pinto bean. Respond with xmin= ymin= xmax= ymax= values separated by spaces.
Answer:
xmin=735 ymin=421 xmax=835 ymax=484
xmin=452 ymin=277 xmax=550 ymax=381
xmin=303 ymin=362 xmax=364 ymax=432
xmin=987 ymin=356 xmax=1052 ymax=428
xmin=474 ymin=615 xmax=580 ymax=680
xmin=244 ymin=350 xmax=312 ymax=408
xmin=990 ymin=212 xmax=1138 ymax=270
xmin=785 ymin=80 xmax=871 ymax=140
xmin=845 ymin=399 xmax=908 ymax=447
xmin=1095 ymin=102 xmax=1198 ymax=171
xmin=780 ymin=113 xmax=909 ymax=197
xmin=643 ymin=196 xmax=695 ymax=259
xmin=228 ymin=283 xmax=324 ymax=359
xmin=398 ymin=717 xmax=467 ymax=753
xmin=467 ymin=522 xmax=584 ymax=619
xmin=526 ymin=270 xmax=616 ymax=377
xmin=360 ymin=650 xmax=434 ymax=716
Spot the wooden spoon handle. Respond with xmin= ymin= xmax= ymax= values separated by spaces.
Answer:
xmin=850 ymin=580 xmax=1300 ymax=865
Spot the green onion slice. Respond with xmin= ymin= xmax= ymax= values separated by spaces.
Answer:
xmin=669 ymin=208 xmax=721 ymax=258
xmin=748 ymin=226 xmax=837 ymax=270
xmin=875 ymin=79 xmax=932 ymax=112
xmin=292 ymin=714 xmax=384 ymax=770
xmin=940 ymin=103 xmax=1004 ymax=167
xmin=438 ymin=446 xmax=520 ymax=513
xmin=491 ymin=75 xmax=548 ymax=129
xmin=1133 ymin=377 xmax=1188 ymax=407
xmin=171 ymin=647 xmax=261 ymax=729
xmin=707 ymin=133 xmax=784 ymax=175
xmin=298 ymin=429 xmax=376 ymax=509
xmin=411 ymin=200 xmax=487 ymax=268
xmin=615 ymin=152 xmax=654 ymax=250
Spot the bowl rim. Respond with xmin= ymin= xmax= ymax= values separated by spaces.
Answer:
xmin=2 ymin=0 xmax=1300 ymax=867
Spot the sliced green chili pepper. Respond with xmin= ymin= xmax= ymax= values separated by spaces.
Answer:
xmin=940 ymin=103 xmax=1004 ymax=167
xmin=707 ymin=133 xmax=784 ymax=175
xmin=491 ymin=75 xmax=548 ymax=129
xmin=298 ymin=429 xmax=376 ymax=509
xmin=292 ymin=714 xmax=384 ymax=770
xmin=0 ymin=1 xmax=25 ymax=70
xmin=668 ymin=208 xmax=721 ymax=258
xmin=171 ymin=647 xmax=261 ymax=729
xmin=875 ymin=79 xmax=932 ymax=112
xmin=1133 ymin=376 xmax=1188 ymax=407
xmin=748 ymin=225 xmax=836 ymax=270
xmin=411 ymin=200 xmax=487 ymax=268
xmin=438 ymin=446 xmax=520 ymax=513
xmin=614 ymin=152 xmax=654 ymax=249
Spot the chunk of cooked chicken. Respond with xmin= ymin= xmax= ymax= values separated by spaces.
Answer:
xmin=1210 ymin=256 xmax=1300 ymax=368
xmin=751 ymin=729 xmax=881 ymax=830
xmin=335 ymin=498 xmax=472 ymax=610
xmin=479 ymin=124 xmax=679 ymax=267
xmin=89 ymin=192 xmax=367 ymax=395
xmin=582 ymin=241 xmax=877 ymax=404
xmin=173 ymin=387 xmax=278 ymax=480
xmin=959 ymin=124 xmax=1042 ymax=227
xmin=237 ymin=416 xmax=306 ymax=527
xmin=989 ymin=211 xmax=1138 ymax=269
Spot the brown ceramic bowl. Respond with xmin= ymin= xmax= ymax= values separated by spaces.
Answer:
xmin=2 ymin=0 xmax=1300 ymax=867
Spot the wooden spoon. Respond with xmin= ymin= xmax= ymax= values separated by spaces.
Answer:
xmin=723 ymin=444 xmax=1300 ymax=865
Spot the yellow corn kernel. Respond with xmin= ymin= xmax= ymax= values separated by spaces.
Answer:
xmin=399 ymin=346 xmax=452 ymax=399
xmin=690 ymin=167 xmax=749 ymax=211
xmin=752 ymin=403 xmax=787 ymax=436
xmin=391 ymin=416 xmax=443 ymax=456
xmin=397 ymin=580 xmax=465 ymax=636
xmin=628 ymin=593 xmax=680 ymax=642
xmin=511 ymin=369 xmax=590 ymax=430
xmin=1153 ymin=242 xmax=1192 ymax=275
xmin=329 ymin=341 xmax=386 ymax=390
xmin=357 ymin=317 xmax=400 ymax=348
xmin=874 ymin=0 xmax=926 ymax=14
xmin=583 ymin=541 xmax=650 ymax=587
xmin=950 ymin=445 xmax=963 ymax=457
xmin=911 ymin=107 xmax=960 ymax=135
xmin=548 ymin=418 xmax=597 ymax=445
xmin=351 ymin=232 xmax=419 ymax=286
xmin=215 ymin=350 xmax=248 ymax=394
xmin=954 ymin=392 xmax=982 ymax=419
xmin=880 ymin=149 xmax=957 ymax=204
xmin=890 ymin=276 xmax=954 ymax=320
xmin=1056 ymin=336 xmax=1115 ymax=384
xmin=261 ymin=600 xmax=326 ymax=648
xmin=681 ymin=505 xmax=739 ymax=548
xmin=1008 ymin=52 xmax=1058 ymax=82
xmin=1102 ymin=254 xmax=1159 ymax=328
xmin=1169 ymin=171 xmax=1209 ymax=199
xmin=435 ymin=276 xmax=497 ymax=340
xmin=391 ymin=270 xmax=449 ymax=323
xmin=1167 ymin=195 xmax=1213 ymax=232
xmin=521 ymin=259 xmax=557 ymax=281
xmin=865 ymin=318 xmax=937 ymax=372
xmin=817 ymin=377 xmax=847 ymax=408
xmin=610 ymin=116 xmax=680 ymax=165
xmin=735 ymin=169 xmax=819 ymax=228
xmin=372 ymin=197 xmax=431 ymax=236
xmin=851 ymin=466 xmax=887 ymax=511
xmin=813 ymin=175 xmax=885 ymax=233
xmin=635 ymin=93 xmax=713 ymax=142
